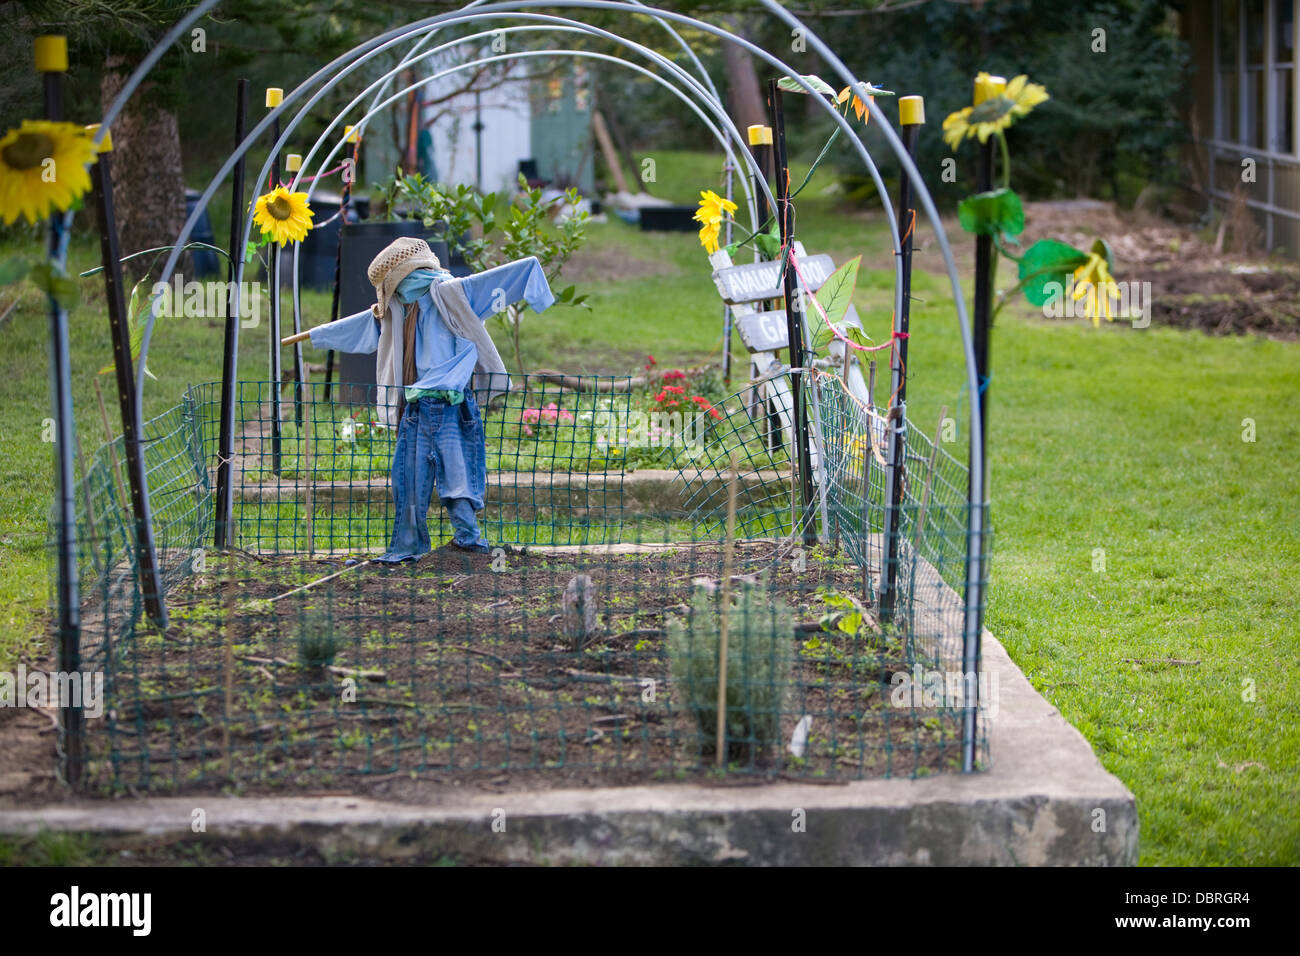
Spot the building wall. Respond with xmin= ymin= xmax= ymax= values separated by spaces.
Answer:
xmin=1183 ymin=0 xmax=1300 ymax=255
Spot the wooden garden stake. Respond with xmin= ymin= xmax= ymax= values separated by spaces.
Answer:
xmin=91 ymin=376 xmax=128 ymax=512
xmin=716 ymin=453 xmax=739 ymax=768
xmin=223 ymin=551 xmax=236 ymax=779
xmin=913 ymin=406 xmax=949 ymax=549
xmin=303 ymin=372 xmax=314 ymax=554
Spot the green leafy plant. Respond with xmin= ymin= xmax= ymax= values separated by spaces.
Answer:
xmin=373 ymin=170 xmax=590 ymax=372
xmin=667 ymin=580 xmax=792 ymax=765
xmin=296 ymin=607 xmax=340 ymax=681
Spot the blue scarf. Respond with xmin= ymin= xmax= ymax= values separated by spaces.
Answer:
xmin=395 ymin=267 xmax=452 ymax=304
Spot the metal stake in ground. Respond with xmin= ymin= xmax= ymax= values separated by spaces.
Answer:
xmin=323 ymin=126 xmax=361 ymax=401
xmin=36 ymin=34 xmax=82 ymax=787
xmin=766 ymin=82 xmax=817 ymax=546
xmin=266 ymin=88 xmax=284 ymax=476
xmin=287 ymin=152 xmax=307 ymax=428
xmin=964 ymin=74 xmax=1004 ymax=773
xmin=717 ymin=453 xmax=740 ymax=768
xmin=88 ymin=122 xmax=168 ymax=632
xmin=215 ymin=78 xmax=249 ymax=549
xmin=881 ymin=96 xmax=924 ymax=624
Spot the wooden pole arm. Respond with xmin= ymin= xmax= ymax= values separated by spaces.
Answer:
xmin=281 ymin=330 xmax=311 ymax=346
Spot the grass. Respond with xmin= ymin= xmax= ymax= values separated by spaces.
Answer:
xmin=1 ymin=149 xmax=1297 ymax=865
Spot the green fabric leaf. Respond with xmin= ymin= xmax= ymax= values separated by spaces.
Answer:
xmin=777 ymin=74 xmax=836 ymax=96
xmin=814 ymin=255 xmax=861 ymax=328
xmin=957 ymin=188 xmax=1025 ymax=240
xmin=28 ymin=262 xmax=80 ymax=309
xmin=1018 ymin=239 xmax=1089 ymax=307
xmin=807 ymin=255 xmax=861 ymax=351
xmin=755 ymin=231 xmax=781 ymax=260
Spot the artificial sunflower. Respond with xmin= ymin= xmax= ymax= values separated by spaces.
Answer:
xmin=1071 ymin=251 xmax=1121 ymax=326
xmin=837 ymin=86 xmax=874 ymax=125
xmin=0 ymin=120 xmax=98 ymax=225
xmin=252 ymin=185 xmax=314 ymax=246
xmin=693 ymin=188 xmax=737 ymax=254
xmin=941 ymin=73 xmax=1050 ymax=150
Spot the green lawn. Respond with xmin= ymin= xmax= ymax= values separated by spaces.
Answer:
xmin=1 ymin=150 xmax=1297 ymax=865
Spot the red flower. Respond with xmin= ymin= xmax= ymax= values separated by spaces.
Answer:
xmin=663 ymin=385 xmax=685 ymax=394
xmin=662 ymin=369 xmax=686 ymax=381
xmin=644 ymin=355 xmax=657 ymax=369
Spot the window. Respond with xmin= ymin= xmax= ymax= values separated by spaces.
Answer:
xmin=1275 ymin=0 xmax=1295 ymax=152
xmin=1219 ymin=0 xmax=1241 ymax=140
xmin=1217 ymin=0 xmax=1299 ymax=154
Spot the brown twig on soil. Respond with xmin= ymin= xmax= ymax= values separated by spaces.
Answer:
xmin=1120 ymin=657 xmax=1201 ymax=666
xmin=448 ymin=644 xmax=515 ymax=670
xmin=267 ymin=559 xmax=372 ymax=602
xmin=563 ymin=668 xmax=656 ymax=685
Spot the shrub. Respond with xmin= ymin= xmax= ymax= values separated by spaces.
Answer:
xmin=296 ymin=607 xmax=340 ymax=680
xmin=668 ymin=580 xmax=793 ymax=766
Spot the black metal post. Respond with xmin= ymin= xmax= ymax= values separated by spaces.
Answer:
xmin=880 ymin=97 xmax=924 ymax=624
xmin=767 ymin=80 xmax=816 ymax=546
xmin=267 ymin=98 xmax=283 ymax=475
xmin=91 ymin=141 xmax=169 ymax=633
xmin=39 ymin=37 xmax=82 ymax=786
xmin=215 ymin=78 xmax=248 ymax=549
xmin=964 ymin=84 xmax=997 ymax=773
xmin=972 ymin=143 xmax=993 ymax=478
xmin=324 ymin=133 xmax=361 ymax=401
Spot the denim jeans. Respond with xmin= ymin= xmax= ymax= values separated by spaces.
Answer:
xmin=375 ymin=391 xmax=488 ymax=563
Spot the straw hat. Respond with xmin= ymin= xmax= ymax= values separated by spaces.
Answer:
xmin=367 ymin=237 xmax=442 ymax=319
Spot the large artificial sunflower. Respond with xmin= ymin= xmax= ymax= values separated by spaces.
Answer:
xmin=252 ymin=185 xmax=314 ymax=246
xmin=1072 ymin=251 xmax=1121 ymax=326
xmin=942 ymin=73 xmax=1049 ymax=150
xmin=693 ymin=188 xmax=737 ymax=255
xmin=0 ymin=120 xmax=98 ymax=225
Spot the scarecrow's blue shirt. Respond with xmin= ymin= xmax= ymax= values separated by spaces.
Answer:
xmin=307 ymin=258 xmax=555 ymax=397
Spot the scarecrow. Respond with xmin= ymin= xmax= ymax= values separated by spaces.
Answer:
xmin=291 ymin=237 xmax=554 ymax=561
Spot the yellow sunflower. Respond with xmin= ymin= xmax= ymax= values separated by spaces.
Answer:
xmin=941 ymin=74 xmax=1050 ymax=150
xmin=252 ymin=185 xmax=314 ymax=246
xmin=693 ymin=188 xmax=737 ymax=254
xmin=837 ymin=86 xmax=874 ymax=125
xmin=1071 ymin=252 xmax=1121 ymax=326
xmin=0 ymin=120 xmax=98 ymax=225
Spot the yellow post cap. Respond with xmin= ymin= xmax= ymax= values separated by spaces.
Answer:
xmin=973 ymin=74 xmax=1007 ymax=106
xmin=84 ymin=124 xmax=113 ymax=153
xmin=265 ymin=87 xmax=284 ymax=108
xmin=35 ymin=35 xmax=68 ymax=73
xmin=285 ymin=153 xmax=302 ymax=173
xmin=747 ymin=125 xmax=773 ymax=146
xmin=344 ymin=125 xmax=360 ymax=144
xmin=899 ymin=96 xmax=925 ymax=126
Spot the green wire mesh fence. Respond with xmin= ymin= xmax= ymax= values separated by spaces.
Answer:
xmin=56 ymin=368 xmax=988 ymax=792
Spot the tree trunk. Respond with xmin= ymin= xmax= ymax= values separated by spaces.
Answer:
xmin=100 ymin=60 xmax=187 ymax=282
xmin=721 ymin=15 xmax=768 ymax=134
